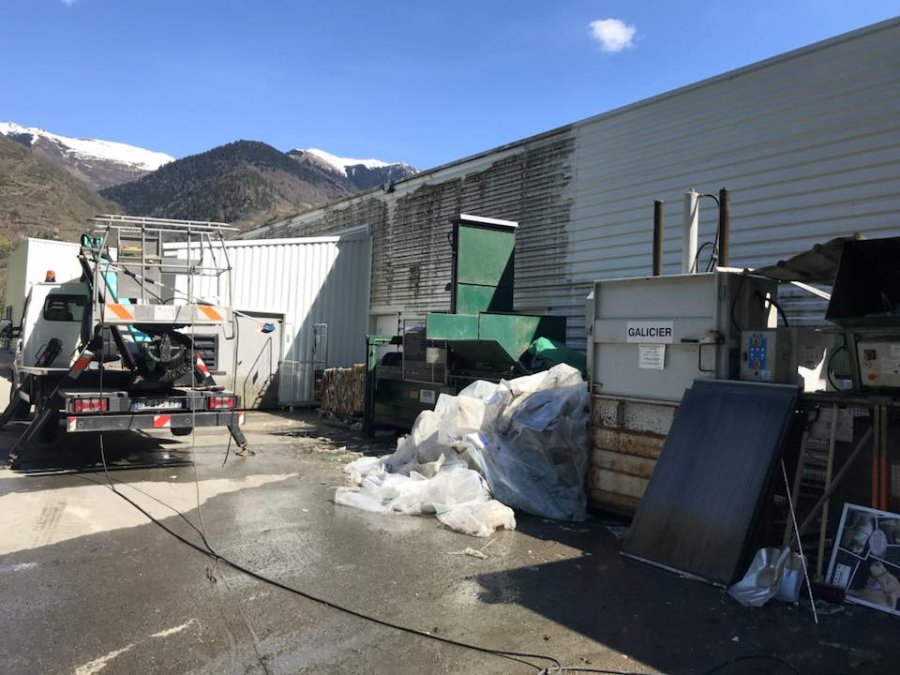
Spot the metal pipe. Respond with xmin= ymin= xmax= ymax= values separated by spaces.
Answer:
xmin=682 ymin=190 xmax=699 ymax=274
xmin=718 ymin=188 xmax=731 ymax=267
xmin=652 ymin=200 xmax=664 ymax=276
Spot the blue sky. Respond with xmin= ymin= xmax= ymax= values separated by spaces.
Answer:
xmin=2 ymin=1 xmax=898 ymax=169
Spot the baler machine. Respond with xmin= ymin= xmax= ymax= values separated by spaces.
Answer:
xmin=365 ymin=214 xmax=569 ymax=431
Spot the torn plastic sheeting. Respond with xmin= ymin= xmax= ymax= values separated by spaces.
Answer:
xmin=335 ymin=364 xmax=590 ymax=529
xmin=437 ymin=500 xmax=517 ymax=538
xmin=334 ymin=461 xmax=516 ymax=537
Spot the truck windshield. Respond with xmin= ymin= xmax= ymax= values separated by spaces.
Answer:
xmin=42 ymin=294 xmax=87 ymax=322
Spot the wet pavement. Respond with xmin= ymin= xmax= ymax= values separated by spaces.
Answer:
xmin=1 ymin=401 xmax=899 ymax=673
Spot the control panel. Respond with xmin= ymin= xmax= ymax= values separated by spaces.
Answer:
xmin=746 ymin=332 xmax=771 ymax=376
xmin=740 ymin=328 xmax=831 ymax=390
xmin=741 ymin=330 xmax=785 ymax=383
xmin=857 ymin=341 xmax=900 ymax=389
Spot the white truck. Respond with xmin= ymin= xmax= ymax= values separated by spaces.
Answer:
xmin=1 ymin=216 xmax=249 ymax=467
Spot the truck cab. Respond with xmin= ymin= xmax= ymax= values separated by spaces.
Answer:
xmin=16 ymin=280 xmax=89 ymax=372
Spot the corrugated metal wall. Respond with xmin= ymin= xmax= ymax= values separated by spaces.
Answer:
xmin=189 ymin=232 xmax=371 ymax=404
xmin=565 ymin=19 xmax=900 ymax=337
xmin=241 ymin=19 xmax=900 ymax=347
xmin=241 ymin=136 xmax=576 ymax=327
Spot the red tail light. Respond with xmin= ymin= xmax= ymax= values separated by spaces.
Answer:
xmin=73 ymin=398 xmax=108 ymax=414
xmin=207 ymin=395 xmax=236 ymax=410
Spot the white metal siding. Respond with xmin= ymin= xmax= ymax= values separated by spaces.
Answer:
xmin=187 ymin=233 xmax=371 ymax=405
xmin=566 ymin=20 xmax=900 ymax=339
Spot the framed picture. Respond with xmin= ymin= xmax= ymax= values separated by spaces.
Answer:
xmin=826 ymin=503 xmax=900 ymax=616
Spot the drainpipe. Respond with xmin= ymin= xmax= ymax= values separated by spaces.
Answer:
xmin=682 ymin=190 xmax=700 ymax=274
xmin=652 ymin=200 xmax=664 ymax=276
xmin=717 ymin=188 xmax=730 ymax=267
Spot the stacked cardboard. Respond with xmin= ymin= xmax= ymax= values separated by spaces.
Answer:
xmin=321 ymin=364 xmax=366 ymax=416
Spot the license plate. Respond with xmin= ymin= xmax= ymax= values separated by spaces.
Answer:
xmin=131 ymin=400 xmax=184 ymax=412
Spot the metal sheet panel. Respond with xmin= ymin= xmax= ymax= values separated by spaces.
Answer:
xmin=590 ymin=395 xmax=675 ymax=514
xmin=622 ymin=380 xmax=799 ymax=585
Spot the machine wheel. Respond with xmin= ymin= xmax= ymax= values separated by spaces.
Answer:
xmin=171 ymin=427 xmax=193 ymax=437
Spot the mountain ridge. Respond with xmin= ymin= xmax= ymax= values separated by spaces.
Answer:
xmin=0 ymin=121 xmax=418 ymax=235
xmin=0 ymin=121 xmax=174 ymax=190
xmin=102 ymin=140 xmax=417 ymax=228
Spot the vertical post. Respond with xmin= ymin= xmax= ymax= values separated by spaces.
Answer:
xmin=872 ymin=406 xmax=880 ymax=509
xmin=652 ymin=200 xmax=664 ymax=276
xmin=880 ymin=404 xmax=889 ymax=511
xmin=718 ymin=188 xmax=731 ymax=267
xmin=682 ymin=190 xmax=700 ymax=274
xmin=817 ymin=405 xmax=838 ymax=581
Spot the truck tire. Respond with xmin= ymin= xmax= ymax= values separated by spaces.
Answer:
xmin=171 ymin=427 xmax=193 ymax=437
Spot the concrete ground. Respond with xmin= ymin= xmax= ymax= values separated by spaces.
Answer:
xmin=1 ymin=361 xmax=898 ymax=674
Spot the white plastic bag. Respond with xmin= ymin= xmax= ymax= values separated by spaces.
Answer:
xmin=728 ymin=547 xmax=802 ymax=607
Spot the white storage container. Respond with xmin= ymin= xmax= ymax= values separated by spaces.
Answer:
xmin=172 ymin=228 xmax=372 ymax=406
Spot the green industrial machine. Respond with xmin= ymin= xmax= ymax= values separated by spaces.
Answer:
xmin=365 ymin=214 xmax=568 ymax=431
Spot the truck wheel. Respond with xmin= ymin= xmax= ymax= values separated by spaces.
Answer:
xmin=171 ymin=427 xmax=193 ymax=437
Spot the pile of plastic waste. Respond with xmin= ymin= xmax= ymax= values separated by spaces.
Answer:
xmin=334 ymin=364 xmax=590 ymax=537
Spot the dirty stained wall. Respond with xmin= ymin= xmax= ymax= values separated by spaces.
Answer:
xmin=245 ymin=132 xmax=576 ymax=335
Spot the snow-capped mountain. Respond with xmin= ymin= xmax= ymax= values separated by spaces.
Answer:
xmin=0 ymin=122 xmax=174 ymax=190
xmin=302 ymin=148 xmax=394 ymax=175
xmin=289 ymin=147 xmax=417 ymax=191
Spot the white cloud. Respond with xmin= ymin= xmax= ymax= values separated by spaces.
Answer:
xmin=589 ymin=18 xmax=636 ymax=53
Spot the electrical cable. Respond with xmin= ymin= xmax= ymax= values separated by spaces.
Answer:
xmin=753 ymin=290 xmax=790 ymax=327
xmin=692 ymin=241 xmax=715 ymax=274
xmin=730 ymin=274 xmax=747 ymax=334
xmin=221 ymin=256 xmax=241 ymax=467
xmin=826 ymin=343 xmax=848 ymax=392
xmin=92 ymin=438 xmax=560 ymax=673
xmin=89 ymin=439 xmax=808 ymax=675
xmin=699 ymin=654 xmax=800 ymax=675
xmin=539 ymin=668 xmax=657 ymax=674
xmin=768 ymin=297 xmax=790 ymax=327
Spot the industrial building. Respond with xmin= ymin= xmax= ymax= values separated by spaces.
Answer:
xmin=240 ymin=18 xmax=900 ymax=346
xmin=236 ymin=19 xmax=900 ymax=514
